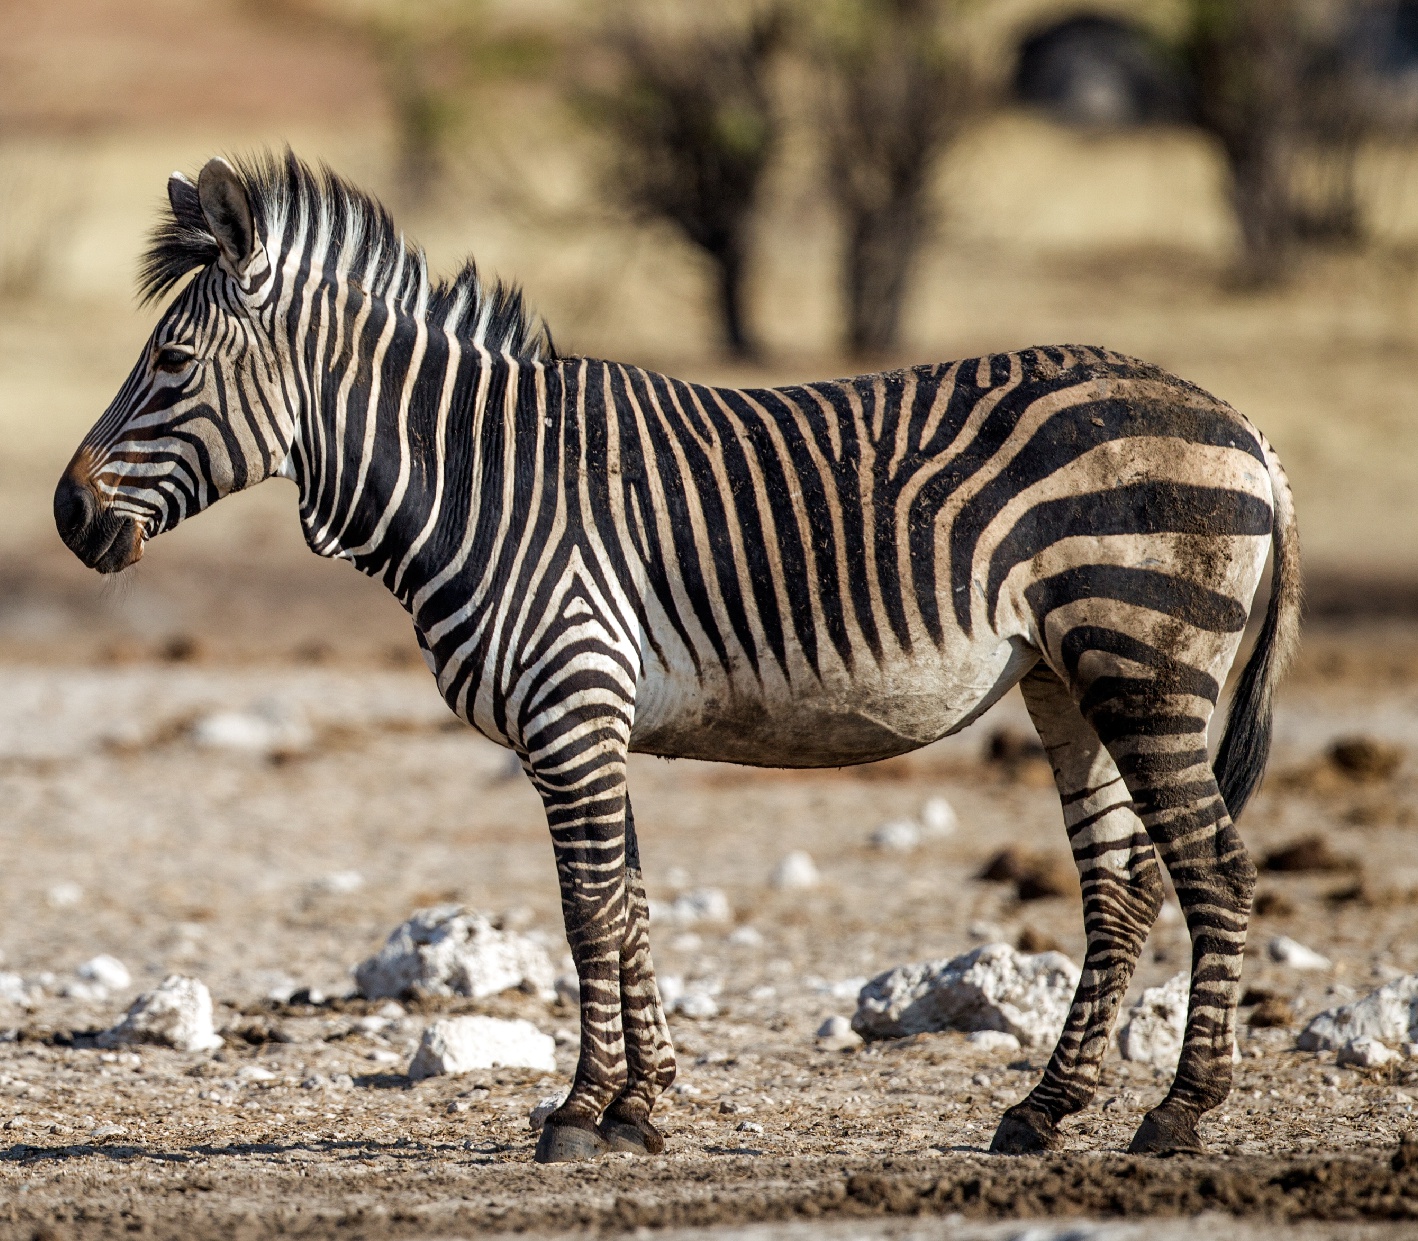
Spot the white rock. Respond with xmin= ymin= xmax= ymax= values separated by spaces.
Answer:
xmin=869 ymin=819 xmax=920 ymax=852
xmin=728 ymin=925 xmax=764 ymax=948
xmin=528 ymin=1092 xmax=566 ymax=1130
xmin=670 ymin=932 xmax=703 ymax=953
xmin=1406 ymin=1042 xmax=1418 ymax=1059
xmin=1269 ymin=936 xmax=1332 ymax=971
xmin=658 ymin=974 xmax=685 ymax=1010
xmin=192 ymin=698 xmax=312 ymax=754
xmin=968 ymin=921 xmax=1006 ymax=942
xmin=919 ymin=797 xmax=957 ymax=838
xmin=98 ymin=975 xmax=223 ymax=1052
xmin=354 ymin=905 xmax=554 ymax=1001
xmin=237 ymin=1065 xmax=276 ymax=1082
xmin=1117 ymin=973 xmax=1189 ymax=1068
xmin=737 ymin=1120 xmax=764 ymax=1134
xmin=1298 ymin=974 xmax=1418 ymax=1052
xmin=59 ymin=980 xmax=108 ymax=1002
xmin=1337 ymin=1036 xmax=1400 ymax=1069
xmin=653 ymin=974 xmax=718 ymax=1018
xmin=46 ymin=881 xmax=82 ymax=909
xmin=313 ymin=870 xmax=365 ymax=895
xmin=407 ymin=1016 xmax=557 ymax=1080
xmin=0 ymin=972 xmax=31 ymax=1008
xmin=78 ymin=955 xmax=130 ymax=991
xmin=674 ymin=987 xmax=720 ymax=1020
xmin=769 ymin=851 xmax=820 ymax=891
xmin=671 ymin=888 xmax=732 ymax=925
xmin=967 ymin=1030 xmax=1022 ymax=1054
xmin=816 ymin=1021 xmax=856 ymax=1049
xmin=852 ymin=943 xmax=1080 ymax=1047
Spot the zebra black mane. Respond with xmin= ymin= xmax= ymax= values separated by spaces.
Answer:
xmin=139 ymin=150 xmax=555 ymax=362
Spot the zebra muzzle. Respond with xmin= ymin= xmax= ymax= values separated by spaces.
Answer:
xmin=53 ymin=474 xmax=144 ymax=574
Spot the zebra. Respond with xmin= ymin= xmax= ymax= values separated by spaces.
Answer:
xmin=55 ymin=153 xmax=1299 ymax=1163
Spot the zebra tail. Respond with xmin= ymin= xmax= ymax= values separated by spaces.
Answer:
xmin=1213 ymin=431 xmax=1303 ymax=821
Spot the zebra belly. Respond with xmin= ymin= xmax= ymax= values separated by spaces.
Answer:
xmin=628 ymin=639 xmax=1031 ymax=768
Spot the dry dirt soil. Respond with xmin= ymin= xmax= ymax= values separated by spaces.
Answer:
xmin=3 ymin=622 xmax=1418 ymax=1239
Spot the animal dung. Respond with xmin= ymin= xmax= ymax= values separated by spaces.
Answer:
xmin=976 ymin=846 xmax=1078 ymax=902
xmin=1327 ymin=736 xmax=1403 ymax=781
xmin=1261 ymin=835 xmax=1360 ymax=875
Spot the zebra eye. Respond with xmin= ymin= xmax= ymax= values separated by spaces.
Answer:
xmin=154 ymin=345 xmax=195 ymax=374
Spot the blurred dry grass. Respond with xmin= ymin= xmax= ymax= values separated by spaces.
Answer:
xmin=4 ymin=0 xmax=1418 ymax=662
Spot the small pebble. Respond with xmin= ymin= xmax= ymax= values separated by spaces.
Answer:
xmin=447 ymin=1100 xmax=470 ymax=1114
xmin=528 ymin=1093 xmax=566 ymax=1130
xmin=728 ymin=925 xmax=765 ymax=948
xmin=919 ymin=797 xmax=957 ymax=838
xmin=77 ymin=955 xmax=131 ymax=991
xmin=737 ymin=1120 xmax=764 ymax=1134
xmin=967 ymin=1030 xmax=1022 ymax=1054
xmin=769 ymin=851 xmax=820 ymax=890
xmin=90 ymin=1124 xmax=127 ymax=1141
xmin=675 ymin=991 xmax=720 ymax=1020
xmin=816 ymin=1014 xmax=860 ymax=1044
xmin=1268 ymin=935 xmax=1332 ymax=971
xmin=869 ymin=819 xmax=920 ymax=852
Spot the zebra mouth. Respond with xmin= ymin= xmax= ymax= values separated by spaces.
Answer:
xmin=54 ymin=477 xmax=145 ymax=574
xmin=72 ymin=512 xmax=144 ymax=574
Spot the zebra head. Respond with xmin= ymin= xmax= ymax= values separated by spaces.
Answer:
xmin=55 ymin=158 xmax=291 ymax=572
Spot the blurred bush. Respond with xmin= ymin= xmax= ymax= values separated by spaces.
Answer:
xmin=811 ymin=0 xmax=978 ymax=357
xmin=580 ymin=5 xmax=786 ymax=359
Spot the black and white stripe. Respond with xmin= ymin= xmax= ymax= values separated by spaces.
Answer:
xmin=57 ymin=152 xmax=1301 ymax=1162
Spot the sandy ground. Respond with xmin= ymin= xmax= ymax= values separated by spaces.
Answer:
xmin=2 ymin=631 xmax=1418 ymax=1237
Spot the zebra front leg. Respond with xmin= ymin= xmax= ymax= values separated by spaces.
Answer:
xmin=528 ymin=747 xmax=634 ymax=1164
xmin=598 ymin=801 xmax=677 ymax=1154
xmin=992 ymin=664 xmax=1163 ymax=1154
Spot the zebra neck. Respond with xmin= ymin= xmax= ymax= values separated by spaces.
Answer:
xmin=296 ymin=340 xmax=533 ymax=610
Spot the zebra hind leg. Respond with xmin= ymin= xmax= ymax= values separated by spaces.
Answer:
xmin=598 ymin=803 xmax=677 ymax=1154
xmin=1082 ymin=644 xmax=1256 ymax=1155
xmin=991 ymin=663 xmax=1164 ymax=1155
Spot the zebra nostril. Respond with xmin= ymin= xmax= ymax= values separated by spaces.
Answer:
xmin=53 ymin=475 xmax=95 ymax=546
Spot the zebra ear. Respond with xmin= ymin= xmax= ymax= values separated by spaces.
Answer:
xmin=197 ymin=158 xmax=257 ymax=276
xmin=167 ymin=172 xmax=205 ymax=233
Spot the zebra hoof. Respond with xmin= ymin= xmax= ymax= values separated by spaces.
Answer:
xmin=989 ymin=1104 xmax=1061 ymax=1154
xmin=534 ymin=1120 xmax=608 ymax=1164
xmin=599 ymin=1116 xmax=665 ymax=1156
xmin=1127 ymin=1106 xmax=1205 ymax=1156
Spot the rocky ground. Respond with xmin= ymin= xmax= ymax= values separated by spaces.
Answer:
xmin=2 ymin=628 xmax=1418 ymax=1238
